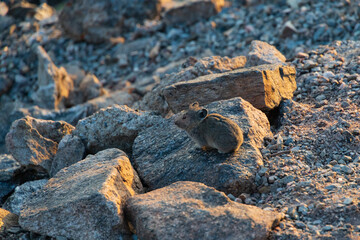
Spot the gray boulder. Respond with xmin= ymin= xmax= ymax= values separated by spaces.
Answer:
xmin=163 ymin=0 xmax=225 ymax=26
xmin=0 ymin=154 xmax=20 ymax=182
xmin=59 ymin=0 xmax=162 ymax=43
xmin=74 ymin=105 xmax=163 ymax=154
xmin=163 ymin=64 xmax=296 ymax=112
xmin=132 ymin=97 xmax=272 ymax=195
xmin=50 ymin=134 xmax=85 ymax=177
xmin=32 ymin=46 xmax=74 ymax=110
xmin=19 ymin=148 xmax=143 ymax=240
xmin=6 ymin=116 xmax=74 ymax=173
xmin=126 ymin=181 xmax=284 ymax=240
xmin=3 ymin=179 xmax=48 ymax=215
xmin=246 ymin=40 xmax=286 ymax=67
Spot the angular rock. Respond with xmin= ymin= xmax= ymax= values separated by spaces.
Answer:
xmin=3 ymin=179 xmax=48 ymax=215
xmin=63 ymin=62 xmax=86 ymax=86
xmin=10 ymin=90 xmax=138 ymax=134
xmin=0 ymin=2 xmax=9 ymax=16
xmin=0 ymin=95 xmax=27 ymax=154
xmin=50 ymin=134 xmax=85 ymax=177
xmin=246 ymin=40 xmax=286 ymax=67
xmin=67 ymin=73 xmax=106 ymax=107
xmin=8 ymin=1 xmax=36 ymax=20
xmin=6 ymin=116 xmax=74 ymax=173
xmin=34 ymin=3 xmax=55 ymax=21
xmin=20 ymin=148 xmax=143 ymax=240
xmin=79 ymin=74 xmax=106 ymax=101
xmin=59 ymin=0 xmax=162 ymax=43
xmin=32 ymin=46 xmax=74 ymax=110
xmin=0 ymin=208 xmax=19 ymax=232
xmin=0 ymin=75 xmax=13 ymax=97
xmin=0 ymin=154 xmax=20 ymax=181
xmin=136 ymin=55 xmax=247 ymax=115
xmin=163 ymin=64 xmax=296 ymax=112
xmin=126 ymin=181 xmax=283 ymax=240
xmin=163 ymin=0 xmax=225 ymax=26
xmin=0 ymin=15 xmax=14 ymax=32
xmin=133 ymin=97 xmax=271 ymax=195
xmin=281 ymin=21 xmax=298 ymax=38
xmin=74 ymin=105 xmax=163 ymax=154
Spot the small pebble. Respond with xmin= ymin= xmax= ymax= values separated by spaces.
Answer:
xmin=322 ymin=225 xmax=333 ymax=231
xmin=343 ymin=198 xmax=353 ymax=205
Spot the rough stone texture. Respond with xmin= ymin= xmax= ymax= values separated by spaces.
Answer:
xmin=19 ymin=148 xmax=143 ymax=240
xmin=246 ymin=40 xmax=286 ymax=67
xmin=163 ymin=0 xmax=225 ymax=26
xmin=3 ymin=179 xmax=48 ymax=216
xmin=5 ymin=116 xmax=74 ymax=173
xmin=74 ymin=105 xmax=163 ymax=154
xmin=133 ymin=98 xmax=271 ymax=195
xmin=136 ymin=55 xmax=247 ymax=115
xmin=32 ymin=46 xmax=74 ymax=110
xmin=0 ymin=154 xmax=20 ymax=182
xmin=59 ymin=0 xmax=162 ymax=43
xmin=126 ymin=181 xmax=283 ymax=240
xmin=163 ymin=64 xmax=296 ymax=112
xmin=0 ymin=208 xmax=19 ymax=232
xmin=50 ymin=134 xmax=85 ymax=177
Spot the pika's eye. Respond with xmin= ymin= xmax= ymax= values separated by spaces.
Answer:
xmin=182 ymin=116 xmax=186 ymax=119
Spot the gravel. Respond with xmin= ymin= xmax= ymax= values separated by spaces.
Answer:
xmin=0 ymin=0 xmax=359 ymax=239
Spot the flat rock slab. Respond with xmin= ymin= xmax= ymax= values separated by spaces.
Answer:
xmin=163 ymin=64 xmax=296 ymax=112
xmin=126 ymin=181 xmax=283 ymax=240
xmin=133 ymin=97 xmax=271 ymax=195
xmin=74 ymin=105 xmax=163 ymax=154
xmin=19 ymin=148 xmax=143 ymax=240
xmin=137 ymin=55 xmax=246 ymax=115
xmin=6 ymin=116 xmax=74 ymax=173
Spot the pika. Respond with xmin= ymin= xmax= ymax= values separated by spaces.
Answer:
xmin=174 ymin=102 xmax=243 ymax=153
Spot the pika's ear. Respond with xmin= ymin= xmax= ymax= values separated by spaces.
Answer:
xmin=198 ymin=108 xmax=208 ymax=119
xmin=190 ymin=102 xmax=199 ymax=109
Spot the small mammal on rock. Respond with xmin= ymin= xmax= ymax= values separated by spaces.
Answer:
xmin=174 ymin=102 xmax=243 ymax=153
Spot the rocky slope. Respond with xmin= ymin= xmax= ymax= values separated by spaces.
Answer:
xmin=0 ymin=0 xmax=360 ymax=239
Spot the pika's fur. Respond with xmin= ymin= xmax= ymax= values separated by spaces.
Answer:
xmin=174 ymin=102 xmax=243 ymax=153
